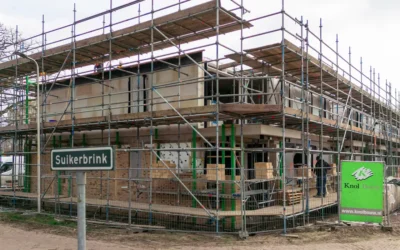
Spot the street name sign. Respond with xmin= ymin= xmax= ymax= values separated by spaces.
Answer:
xmin=51 ymin=147 xmax=114 ymax=171
xmin=51 ymin=146 xmax=114 ymax=250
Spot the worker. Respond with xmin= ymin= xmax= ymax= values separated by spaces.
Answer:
xmin=94 ymin=62 xmax=103 ymax=73
xmin=313 ymin=155 xmax=330 ymax=198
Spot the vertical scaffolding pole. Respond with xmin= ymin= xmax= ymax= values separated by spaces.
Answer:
xmin=191 ymin=128 xmax=197 ymax=209
xmin=370 ymin=66 xmax=373 ymax=161
xmin=230 ymin=125 xmax=236 ymax=231
xmin=305 ymin=20 xmax=311 ymax=224
xmin=319 ymin=19 xmax=325 ymax=211
xmin=40 ymin=15 xmax=47 ymax=210
xmin=221 ymin=123 xmax=226 ymax=230
xmin=12 ymin=26 xmax=18 ymax=206
xmin=336 ymin=34 xmax=340 ymax=222
xmin=239 ymin=0 xmax=247 ymax=238
xmin=299 ymin=15 xmax=306 ymax=226
xmin=281 ymin=0 xmax=287 ymax=235
xmin=149 ymin=0 xmax=154 ymax=225
xmin=349 ymin=47 xmax=353 ymax=160
xmin=71 ymin=5 xmax=76 ymax=149
xmin=360 ymin=57 xmax=364 ymax=161
xmin=106 ymin=0 xmax=113 ymax=222
xmin=373 ymin=68 xmax=376 ymax=160
xmin=215 ymin=0 xmax=220 ymax=234
xmin=378 ymin=73 xmax=381 ymax=160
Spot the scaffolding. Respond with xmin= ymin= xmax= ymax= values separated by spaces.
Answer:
xmin=0 ymin=0 xmax=399 ymax=235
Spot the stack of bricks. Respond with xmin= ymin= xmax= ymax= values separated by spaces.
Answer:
xmin=254 ymin=162 xmax=274 ymax=179
xmin=145 ymin=160 xmax=176 ymax=179
xmin=295 ymin=165 xmax=314 ymax=178
xmin=206 ymin=164 xmax=225 ymax=181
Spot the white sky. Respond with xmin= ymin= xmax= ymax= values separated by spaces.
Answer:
xmin=1 ymin=0 xmax=399 ymax=94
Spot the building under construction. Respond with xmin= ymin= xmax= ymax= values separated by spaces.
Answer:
xmin=0 ymin=0 xmax=399 ymax=235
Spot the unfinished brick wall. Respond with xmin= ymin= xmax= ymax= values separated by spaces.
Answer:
xmin=30 ymin=151 xmax=212 ymax=208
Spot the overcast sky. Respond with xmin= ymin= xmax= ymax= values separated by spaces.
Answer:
xmin=1 ymin=0 xmax=399 ymax=94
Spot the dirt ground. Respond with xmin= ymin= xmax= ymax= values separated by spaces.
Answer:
xmin=1 ymin=215 xmax=400 ymax=250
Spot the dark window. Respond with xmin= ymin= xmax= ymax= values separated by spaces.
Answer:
xmin=293 ymin=153 xmax=307 ymax=168
xmin=0 ymin=162 xmax=13 ymax=174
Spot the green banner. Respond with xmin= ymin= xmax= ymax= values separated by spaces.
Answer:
xmin=340 ymin=161 xmax=384 ymax=223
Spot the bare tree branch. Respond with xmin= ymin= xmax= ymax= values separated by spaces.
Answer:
xmin=0 ymin=23 xmax=40 ymax=62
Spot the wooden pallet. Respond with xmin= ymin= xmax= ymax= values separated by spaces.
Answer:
xmin=278 ymin=189 xmax=303 ymax=206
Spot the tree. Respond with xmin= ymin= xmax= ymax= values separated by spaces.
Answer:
xmin=0 ymin=23 xmax=18 ymax=59
xmin=0 ymin=23 xmax=37 ymax=61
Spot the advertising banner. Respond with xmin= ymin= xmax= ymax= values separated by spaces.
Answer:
xmin=340 ymin=161 xmax=384 ymax=223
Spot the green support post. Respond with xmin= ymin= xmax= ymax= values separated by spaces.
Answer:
xmin=24 ymin=76 xmax=37 ymax=125
xmin=68 ymin=134 xmax=72 ymax=197
xmin=58 ymin=135 xmax=62 ymax=148
xmin=24 ymin=139 xmax=32 ymax=193
xmin=155 ymin=128 xmax=160 ymax=162
xmin=115 ymin=131 xmax=121 ymax=148
xmin=230 ymin=125 xmax=236 ymax=230
xmin=23 ymin=141 xmax=27 ymax=192
xmin=53 ymin=136 xmax=62 ymax=195
xmin=28 ymin=140 xmax=32 ymax=193
xmin=82 ymin=134 xmax=87 ymax=147
xmin=25 ymin=76 xmax=30 ymax=125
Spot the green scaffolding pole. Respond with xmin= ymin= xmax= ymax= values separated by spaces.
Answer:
xmin=230 ymin=125 xmax=236 ymax=230
xmin=53 ymin=136 xmax=62 ymax=195
xmin=82 ymin=134 xmax=87 ymax=147
xmin=23 ymin=140 xmax=27 ymax=192
xmin=68 ymin=135 xmax=72 ymax=197
xmin=58 ymin=135 xmax=62 ymax=148
xmin=23 ymin=139 xmax=32 ymax=193
xmin=116 ymin=131 xmax=121 ymax=148
xmin=25 ymin=76 xmax=30 ymax=125
xmin=155 ymin=128 xmax=160 ymax=162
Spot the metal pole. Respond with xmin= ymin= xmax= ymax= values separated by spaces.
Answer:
xmin=76 ymin=171 xmax=86 ymax=250
xmin=300 ymin=15 xmax=305 ymax=226
xmin=215 ymin=0 xmax=220 ymax=234
xmin=336 ymin=34 xmax=340 ymax=223
xmin=15 ymin=52 xmax=41 ymax=213
xmin=36 ymin=59 xmax=41 ymax=213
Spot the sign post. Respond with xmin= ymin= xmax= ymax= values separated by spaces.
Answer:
xmin=340 ymin=161 xmax=384 ymax=224
xmin=51 ymin=147 xmax=114 ymax=250
xmin=76 ymin=171 xmax=86 ymax=250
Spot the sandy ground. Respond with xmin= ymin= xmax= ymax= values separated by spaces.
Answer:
xmin=1 ymin=221 xmax=400 ymax=250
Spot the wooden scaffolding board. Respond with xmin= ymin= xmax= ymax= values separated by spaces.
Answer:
xmin=0 ymin=104 xmax=282 ymax=135
xmin=0 ymin=1 xmax=252 ymax=80
xmin=0 ymin=190 xmax=66 ymax=199
xmin=55 ymin=192 xmax=337 ymax=217
xmin=226 ymin=39 xmax=397 ymax=122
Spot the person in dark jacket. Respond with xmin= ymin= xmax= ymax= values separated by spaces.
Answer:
xmin=313 ymin=155 xmax=330 ymax=198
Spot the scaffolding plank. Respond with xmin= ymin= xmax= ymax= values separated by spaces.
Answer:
xmin=0 ymin=104 xmax=276 ymax=135
xmin=0 ymin=1 xmax=252 ymax=80
xmin=52 ymin=192 xmax=337 ymax=217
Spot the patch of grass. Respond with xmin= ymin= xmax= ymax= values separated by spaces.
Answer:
xmin=0 ymin=212 xmax=76 ymax=228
